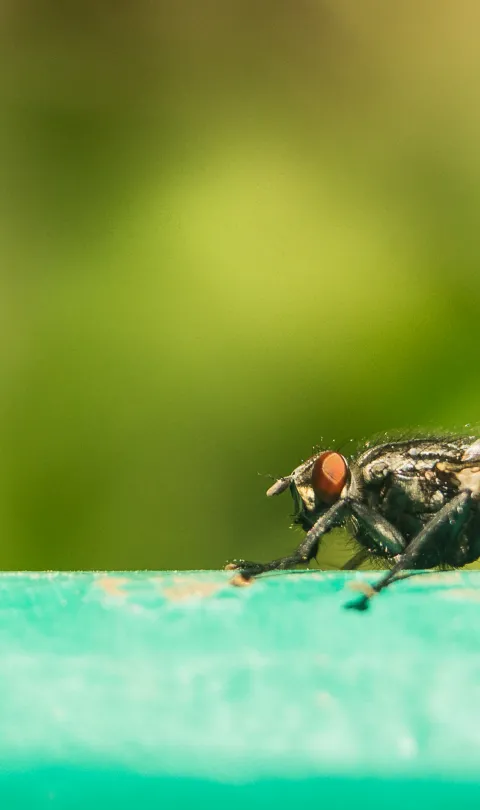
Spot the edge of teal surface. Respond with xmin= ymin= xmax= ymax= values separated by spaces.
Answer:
xmin=1 ymin=569 xmax=480 ymax=807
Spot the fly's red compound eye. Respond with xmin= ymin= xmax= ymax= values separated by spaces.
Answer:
xmin=312 ymin=451 xmax=348 ymax=504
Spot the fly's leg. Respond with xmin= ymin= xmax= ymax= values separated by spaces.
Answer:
xmin=228 ymin=497 xmax=406 ymax=583
xmin=227 ymin=499 xmax=348 ymax=584
xmin=346 ymin=491 xmax=473 ymax=611
xmin=341 ymin=504 xmax=407 ymax=570
xmin=350 ymin=501 xmax=406 ymax=556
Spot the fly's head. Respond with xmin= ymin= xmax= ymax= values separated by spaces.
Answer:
xmin=267 ymin=450 xmax=352 ymax=531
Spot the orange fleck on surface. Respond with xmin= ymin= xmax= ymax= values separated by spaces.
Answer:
xmin=95 ymin=576 xmax=128 ymax=598
xmin=163 ymin=581 xmax=224 ymax=601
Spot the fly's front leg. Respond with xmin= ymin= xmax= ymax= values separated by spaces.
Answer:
xmin=347 ymin=491 xmax=473 ymax=611
xmin=227 ymin=499 xmax=348 ymax=585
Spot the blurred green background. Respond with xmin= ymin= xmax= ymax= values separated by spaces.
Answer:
xmin=2 ymin=0 xmax=480 ymax=571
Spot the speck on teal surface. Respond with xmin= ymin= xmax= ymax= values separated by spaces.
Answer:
xmin=1 ymin=569 xmax=480 ymax=807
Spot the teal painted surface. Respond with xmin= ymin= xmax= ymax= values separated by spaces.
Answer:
xmin=1 ymin=570 xmax=480 ymax=806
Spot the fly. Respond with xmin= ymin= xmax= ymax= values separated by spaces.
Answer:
xmin=226 ymin=434 xmax=480 ymax=609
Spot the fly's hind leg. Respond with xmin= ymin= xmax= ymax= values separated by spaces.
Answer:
xmin=346 ymin=491 xmax=474 ymax=610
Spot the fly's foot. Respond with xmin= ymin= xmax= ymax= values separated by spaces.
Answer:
xmin=224 ymin=559 xmax=255 ymax=571
xmin=345 ymin=580 xmax=377 ymax=610
xmin=225 ymin=559 xmax=265 ymax=585
xmin=345 ymin=596 xmax=370 ymax=611
xmin=230 ymin=573 xmax=254 ymax=587
xmin=224 ymin=560 xmax=264 ymax=574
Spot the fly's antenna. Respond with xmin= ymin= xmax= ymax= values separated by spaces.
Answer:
xmin=266 ymin=476 xmax=292 ymax=497
xmin=257 ymin=472 xmax=292 ymax=496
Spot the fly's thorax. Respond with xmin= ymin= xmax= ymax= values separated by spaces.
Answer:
xmin=376 ymin=470 xmax=448 ymax=516
xmin=358 ymin=436 xmax=479 ymax=480
xmin=361 ymin=439 xmax=480 ymax=514
xmin=360 ymin=450 xmax=444 ymax=486
xmin=364 ymin=454 xmax=451 ymax=514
